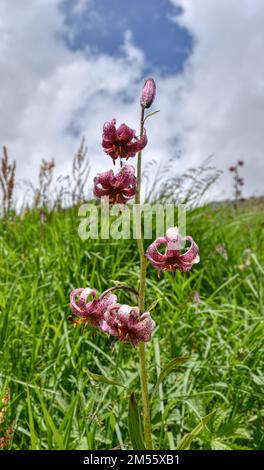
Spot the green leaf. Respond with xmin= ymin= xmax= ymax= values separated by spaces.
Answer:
xmin=128 ymin=393 xmax=145 ymax=450
xmin=59 ymin=396 xmax=79 ymax=448
xmin=147 ymin=298 xmax=161 ymax=312
xmin=176 ymin=411 xmax=215 ymax=450
xmin=152 ymin=356 xmax=190 ymax=398
xmin=87 ymin=371 xmax=125 ymax=388
xmin=36 ymin=390 xmax=65 ymax=450
xmin=144 ymin=110 xmax=160 ymax=123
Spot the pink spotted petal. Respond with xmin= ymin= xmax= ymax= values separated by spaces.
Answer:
xmin=104 ymin=304 xmax=155 ymax=345
xmin=70 ymin=288 xmax=97 ymax=318
xmin=145 ymin=237 xmax=167 ymax=264
xmin=145 ymin=227 xmax=200 ymax=273
xmin=125 ymin=129 xmax=147 ymax=157
xmin=114 ymin=165 xmax=135 ymax=188
xmin=116 ymin=123 xmax=136 ymax=143
xmin=94 ymin=169 xmax=115 ymax=188
xmin=96 ymin=293 xmax=117 ymax=315
xmin=93 ymin=185 xmax=111 ymax=198
xmin=166 ymin=227 xmax=181 ymax=250
xmin=94 ymin=165 xmax=137 ymax=204
xmin=134 ymin=312 xmax=155 ymax=342
xmin=102 ymin=119 xmax=117 ymax=143
xmin=179 ymin=236 xmax=200 ymax=264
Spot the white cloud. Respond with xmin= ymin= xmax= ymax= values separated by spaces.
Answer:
xmin=0 ymin=0 xmax=146 ymax=202
xmin=0 ymin=0 xmax=263 ymax=206
xmin=168 ymin=0 xmax=264 ymax=198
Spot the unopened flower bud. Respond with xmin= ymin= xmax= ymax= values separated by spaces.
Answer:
xmin=140 ymin=78 xmax=156 ymax=108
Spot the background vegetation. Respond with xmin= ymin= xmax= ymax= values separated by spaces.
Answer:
xmin=0 ymin=194 xmax=263 ymax=449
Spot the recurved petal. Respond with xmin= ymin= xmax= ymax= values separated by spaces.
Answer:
xmin=116 ymin=123 xmax=136 ymax=142
xmin=166 ymin=226 xmax=181 ymax=250
xmin=114 ymin=165 xmax=136 ymax=187
xmin=179 ymin=236 xmax=200 ymax=264
xmin=78 ymin=287 xmax=98 ymax=312
xmin=102 ymin=119 xmax=117 ymax=143
xmin=70 ymin=288 xmax=85 ymax=317
xmin=173 ymin=259 xmax=196 ymax=272
xmin=117 ymin=304 xmax=133 ymax=322
xmin=126 ymin=129 xmax=148 ymax=156
xmin=96 ymin=293 xmax=117 ymax=315
xmin=133 ymin=312 xmax=155 ymax=342
xmin=93 ymin=169 xmax=114 ymax=189
xmin=145 ymin=237 xmax=167 ymax=264
xmin=70 ymin=288 xmax=97 ymax=318
xmin=93 ymin=185 xmax=110 ymax=198
xmin=121 ymin=186 xmax=137 ymax=199
xmin=127 ymin=307 xmax=140 ymax=326
xmin=103 ymin=304 xmax=121 ymax=335
xmin=137 ymin=129 xmax=148 ymax=150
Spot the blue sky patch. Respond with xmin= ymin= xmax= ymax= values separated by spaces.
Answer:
xmin=61 ymin=0 xmax=193 ymax=75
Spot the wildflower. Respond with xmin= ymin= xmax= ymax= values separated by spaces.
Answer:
xmin=102 ymin=119 xmax=147 ymax=161
xmin=238 ymin=160 xmax=244 ymax=166
xmin=1 ymin=387 xmax=10 ymax=406
xmin=0 ymin=386 xmax=14 ymax=450
xmin=140 ymin=78 xmax=156 ymax=109
xmin=93 ymin=165 xmax=137 ymax=204
xmin=238 ymin=177 xmax=244 ymax=186
xmin=0 ymin=422 xmax=14 ymax=449
xmin=146 ymin=226 xmax=200 ymax=272
xmin=104 ymin=304 xmax=155 ymax=345
xmin=70 ymin=287 xmax=117 ymax=329
xmin=229 ymin=166 xmax=236 ymax=172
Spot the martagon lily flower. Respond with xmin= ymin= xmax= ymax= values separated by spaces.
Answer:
xmin=104 ymin=304 xmax=155 ymax=345
xmin=93 ymin=165 xmax=137 ymax=204
xmin=146 ymin=226 xmax=200 ymax=272
xmin=69 ymin=287 xmax=155 ymax=344
xmin=69 ymin=287 xmax=117 ymax=329
xmin=102 ymin=118 xmax=147 ymax=161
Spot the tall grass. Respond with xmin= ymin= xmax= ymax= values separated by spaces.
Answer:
xmin=0 ymin=199 xmax=263 ymax=449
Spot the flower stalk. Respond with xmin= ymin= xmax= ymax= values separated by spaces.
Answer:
xmin=135 ymin=105 xmax=153 ymax=449
xmin=69 ymin=77 xmax=200 ymax=450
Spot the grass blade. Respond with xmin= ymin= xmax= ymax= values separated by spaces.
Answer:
xmin=36 ymin=390 xmax=65 ymax=450
xmin=26 ymin=388 xmax=37 ymax=450
xmin=87 ymin=371 xmax=125 ymax=388
xmin=128 ymin=393 xmax=145 ymax=450
xmin=176 ymin=411 xmax=215 ymax=450
xmin=152 ymin=356 xmax=190 ymax=399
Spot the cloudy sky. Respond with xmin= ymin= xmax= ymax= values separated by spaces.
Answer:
xmin=1 ymin=0 xmax=264 ymax=203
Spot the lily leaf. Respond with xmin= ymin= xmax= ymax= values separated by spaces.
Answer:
xmin=128 ymin=393 xmax=145 ymax=450
xmin=144 ymin=110 xmax=160 ymax=123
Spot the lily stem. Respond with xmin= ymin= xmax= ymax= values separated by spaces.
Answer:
xmin=135 ymin=106 xmax=153 ymax=450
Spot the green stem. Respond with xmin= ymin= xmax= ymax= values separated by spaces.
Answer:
xmin=135 ymin=106 xmax=153 ymax=450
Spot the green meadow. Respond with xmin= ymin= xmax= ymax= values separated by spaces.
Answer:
xmin=0 ymin=199 xmax=263 ymax=450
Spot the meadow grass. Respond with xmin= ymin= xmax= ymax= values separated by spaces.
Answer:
xmin=0 ymin=200 xmax=263 ymax=450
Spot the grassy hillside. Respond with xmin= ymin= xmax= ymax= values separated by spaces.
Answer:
xmin=0 ymin=200 xmax=263 ymax=450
